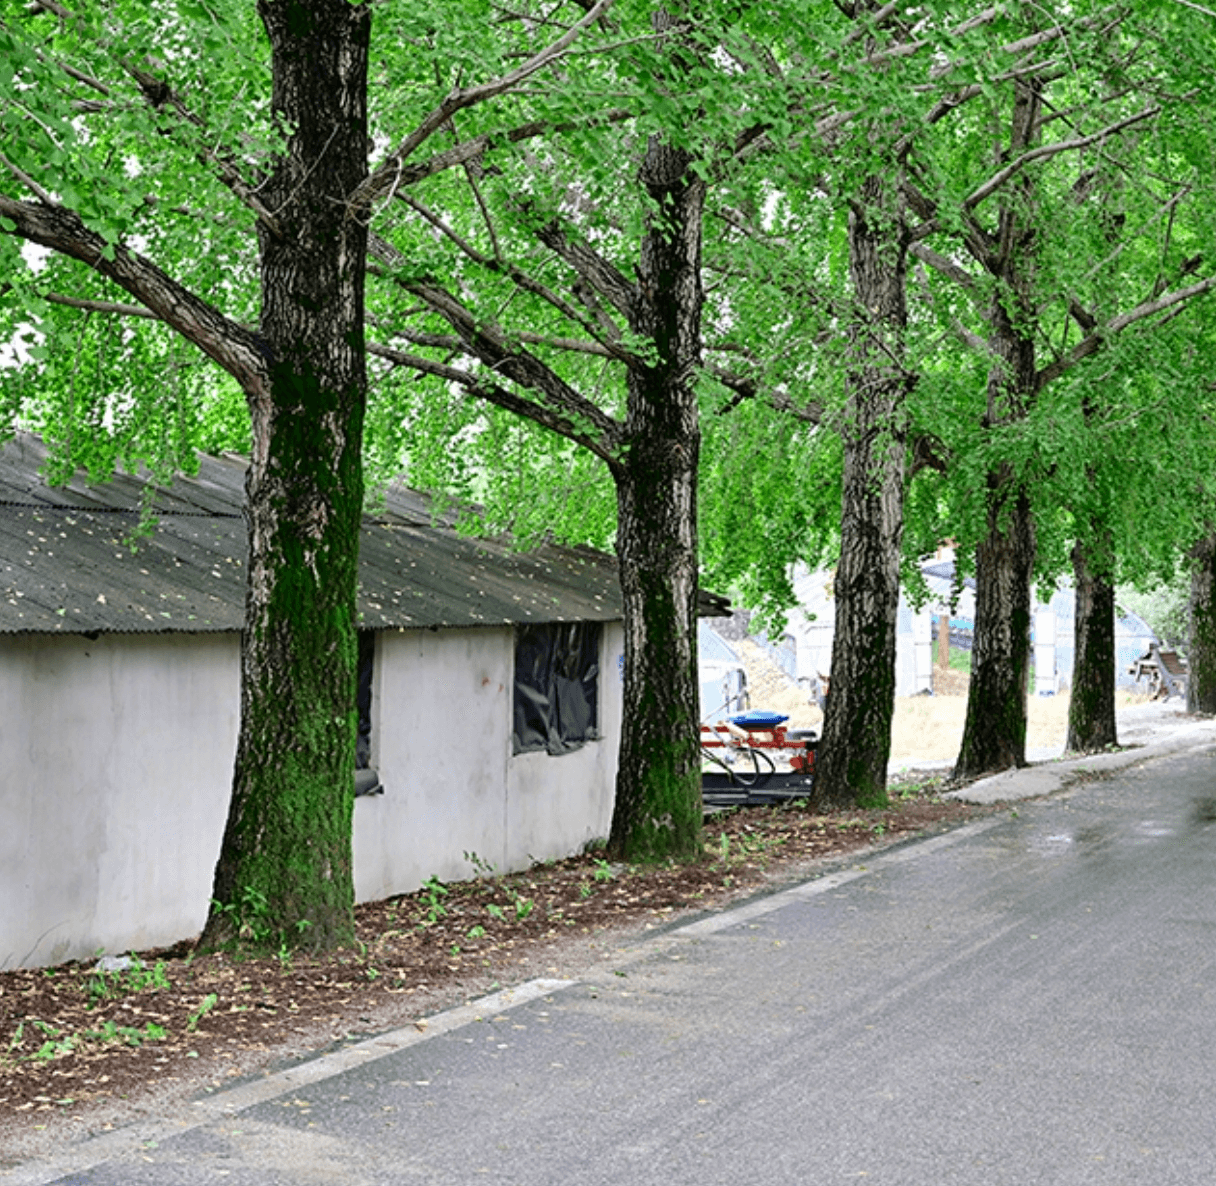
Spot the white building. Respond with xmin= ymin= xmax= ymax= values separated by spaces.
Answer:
xmin=783 ymin=567 xmax=935 ymax=699
xmin=783 ymin=556 xmax=1156 ymax=699
xmin=1 ymin=434 xmax=630 ymax=970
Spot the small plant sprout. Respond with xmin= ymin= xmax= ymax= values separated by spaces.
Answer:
xmin=419 ymin=876 xmax=449 ymax=925
xmin=464 ymin=851 xmax=497 ymax=879
xmin=84 ymin=956 xmax=171 ymax=1007
xmin=187 ymin=993 xmax=218 ymax=1033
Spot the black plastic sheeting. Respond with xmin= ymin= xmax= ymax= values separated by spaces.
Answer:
xmin=513 ymin=622 xmax=601 ymax=755
xmin=355 ymin=631 xmax=383 ymax=796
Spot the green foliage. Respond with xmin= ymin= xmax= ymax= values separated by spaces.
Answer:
xmin=1118 ymin=579 xmax=1190 ymax=649
xmin=4 ymin=1015 xmax=166 ymax=1067
xmin=418 ymin=876 xmax=449 ymax=926
xmin=208 ymin=886 xmax=297 ymax=950
xmin=84 ymin=957 xmax=170 ymax=1007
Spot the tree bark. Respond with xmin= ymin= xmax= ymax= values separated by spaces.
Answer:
xmin=606 ymin=128 xmax=706 ymax=862
xmin=1187 ymin=530 xmax=1216 ymax=714
xmin=1066 ymin=539 xmax=1118 ymax=752
xmin=199 ymin=0 xmax=371 ymax=952
xmin=815 ymin=175 xmax=910 ymax=810
xmin=954 ymin=484 xmax=1035 ymax=777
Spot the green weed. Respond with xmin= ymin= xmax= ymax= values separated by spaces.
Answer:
xmin=85 ymin=956 xmax=170 ymax=1007
xmin=187 ymin=993 xmax=218 ymax=1033
xmin=419 ymin=876 xmax=449 ymax=925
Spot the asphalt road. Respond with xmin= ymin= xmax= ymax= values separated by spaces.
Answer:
xmin=14 ymin=737 xmax=1216 ymax=1186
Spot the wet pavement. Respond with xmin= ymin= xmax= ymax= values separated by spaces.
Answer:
xmin=9 ymin=712 xmax=1216 ymax=1185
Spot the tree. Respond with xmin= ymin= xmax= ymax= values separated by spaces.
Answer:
xmin=1 ymin=0 xmax=615 ymax=949
xmin=1188 ymin=532 xmax=1216 ymax=713
xmin=1066 ymin=539 xmax=1118 ymax=751
xmin=356 ymin=4 xmax=834 ymax=858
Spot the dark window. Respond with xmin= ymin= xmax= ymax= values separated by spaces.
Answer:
xmin=513 ymin=622 xmax=602 ymax=755
xmin=355 ymin=630 xmax=383 ymax=796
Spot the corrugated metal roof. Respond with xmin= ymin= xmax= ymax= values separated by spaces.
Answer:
xmin=0 ymin=433 xmax=628 ymax=635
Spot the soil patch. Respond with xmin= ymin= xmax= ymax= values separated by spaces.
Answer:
xmin=1 ymin=783 xmax=994 ymax=1161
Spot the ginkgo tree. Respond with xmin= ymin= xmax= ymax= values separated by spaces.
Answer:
xmin=0 ymin=0 xmax=620 ymax=951
xmin=354 ymin=2 xmax=826 ymax=859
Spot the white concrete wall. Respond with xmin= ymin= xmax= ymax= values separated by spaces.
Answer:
xmin=0 ymin=632 xmax=239 ymax=970
xmin=353 ymin=622 xmax=623 ymax=899
xmin=3 ymin=622 xmax=624 ymax=970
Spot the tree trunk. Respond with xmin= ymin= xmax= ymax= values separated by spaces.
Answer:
xmin=815 ymin=176 xmax=910 ymax=810
xmin=199 ymin=0 xmax=371 ymax=953
xmin=609 ymin=437 xmax=702 ymax=862
xmin=1188 ymin=530 xmax=1216 ymax=713
xmin=954 ymin=485 xmax=1035 ymax=777
xmin=1066 ymin=541 xmax=1118 ymax=752
xmin=607 ymin=127 xmax=706 ymax=862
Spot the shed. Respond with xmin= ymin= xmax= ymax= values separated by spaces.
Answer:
xmin=1 ymin=433 xmax=637 ymax=969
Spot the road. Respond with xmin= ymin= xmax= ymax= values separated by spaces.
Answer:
xmin=14 ymin=739 xmax=1216 ymax=1185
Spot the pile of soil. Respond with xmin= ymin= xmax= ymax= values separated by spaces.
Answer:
xmin=0 ymin=783 xmax=993 ymax=1161
xmin=733 ymin=639 xmax=822 ymax=730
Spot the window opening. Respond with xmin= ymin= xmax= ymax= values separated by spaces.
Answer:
xmin=355 ymin=630 xmax=383 ymax=796
xmin=513 ymin=621 xmax=602 ymax=755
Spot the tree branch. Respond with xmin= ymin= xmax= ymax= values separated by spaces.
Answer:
xmin=1035 ymin=274 xmax=1216 ymax=390
xmin=41 ymin=291 xmax=157 ymax=318
xmin=532 ymin=215 xmax=637 ymax=324
xmin=0 ymin=194 xmax=268 ymax=395
xmin=964 ymin=106 xmax=1161 ymax=211
xmin=0 ymin=151 xmax=58 ymax=207
xmin=908 ymin=431 xmax=950 ymax=477
xmin=367 ymin=340 xmax=621 ymax=467
xmin=369 ymin=210 xmax=638 ymax=365
xmin=348 ymin=0 xmax=616 ymax=217
xmin=704 ymin=362 xmax=825 ymax=424
xmin=385 ymin=322 xmax=613 ymax=358
xmin=391 ymin=278 xmax=626 ymax=453
xmin=909 ymin=242 xmax=978 ymax=287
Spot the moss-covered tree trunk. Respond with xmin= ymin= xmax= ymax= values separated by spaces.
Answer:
xmin=815 ymin=175 xmax=910 ymax=811
xmin=610 ymin=434 xmax=702 ymax=862
xmin=199 ymin=0 xmax=371 ymax=953
xmin=1066 ymin=539 xmax=1118 ymax=752
xmin=606 ymin=127 xmax=706 ymax=863
xmin=1188 ymin=530 xmax=1216 ymax=713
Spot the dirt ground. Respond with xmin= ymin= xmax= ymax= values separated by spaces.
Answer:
xmin=733 ymin=639 xmax=1149 ymax=765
